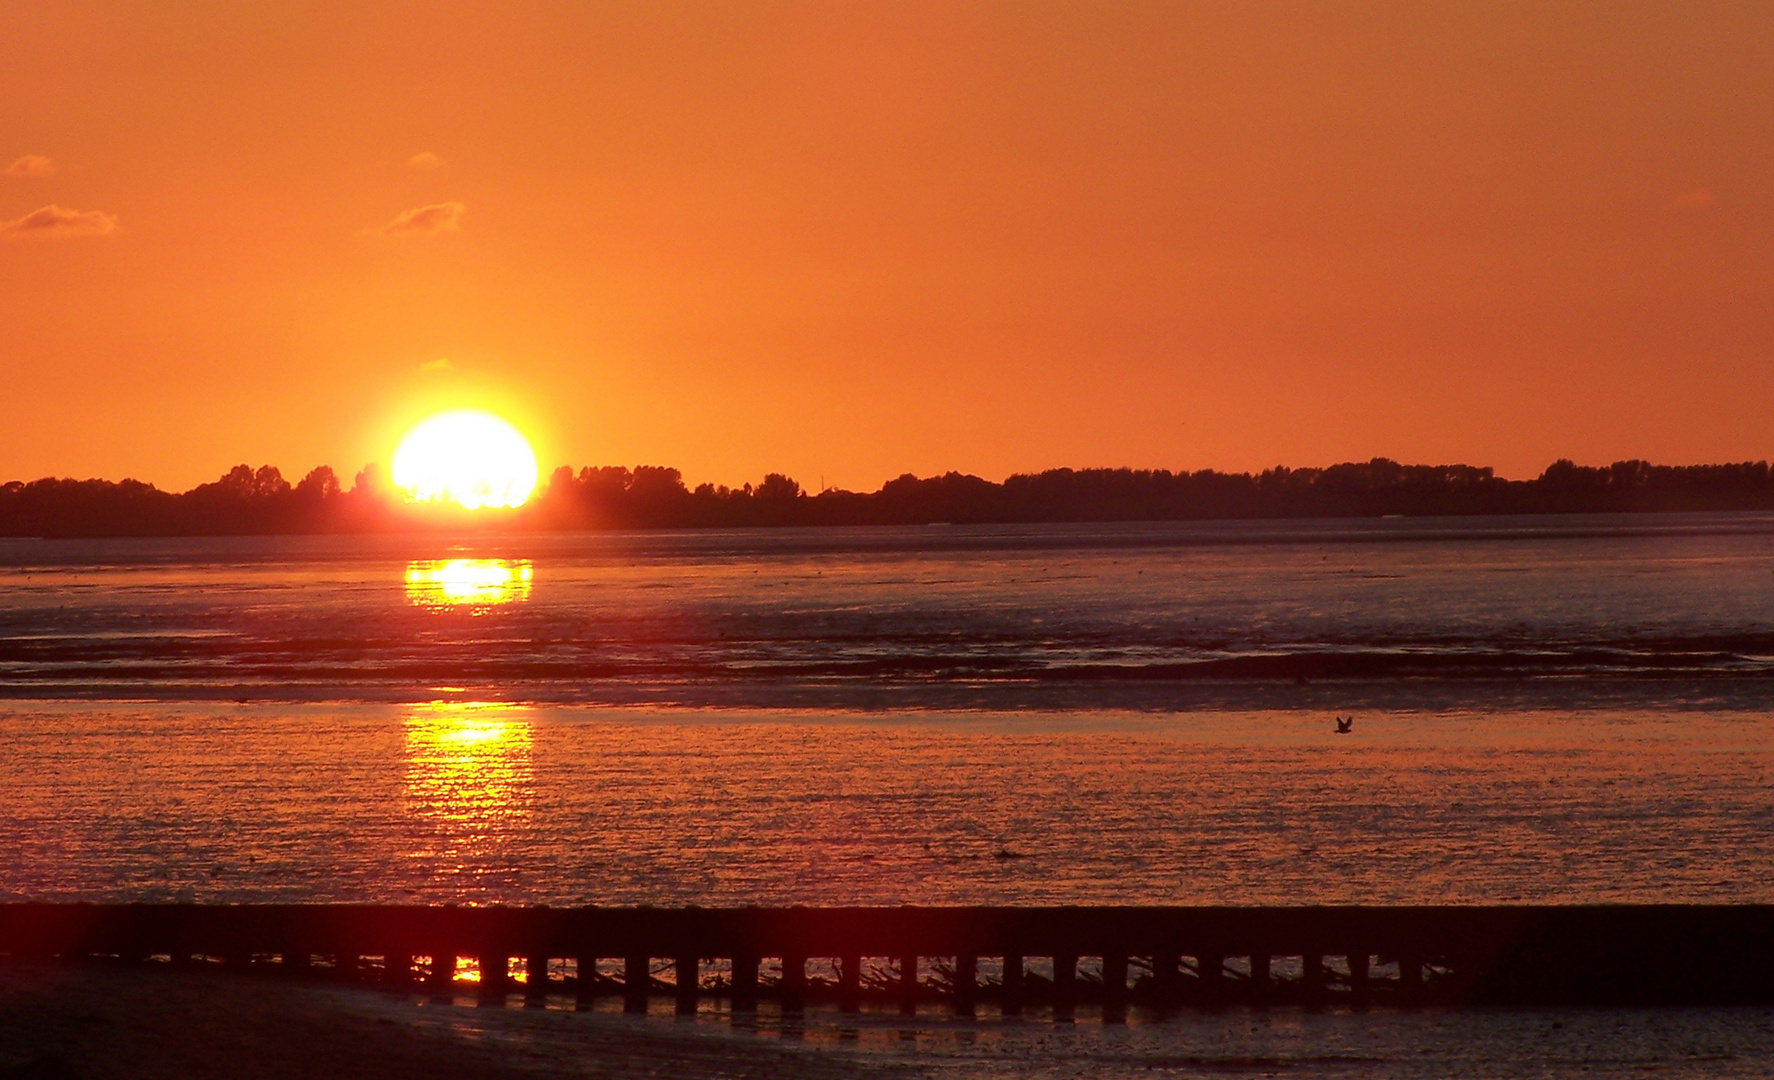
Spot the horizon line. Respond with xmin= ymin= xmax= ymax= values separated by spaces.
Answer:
xmin=9 ymin=455 xmax=1772 ymax=499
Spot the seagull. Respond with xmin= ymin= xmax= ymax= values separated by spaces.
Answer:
xmin=1334 ymin=716 xmax=1354 ymax=734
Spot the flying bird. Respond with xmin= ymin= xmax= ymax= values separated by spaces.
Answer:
xmin=1334 ymin=716 xmax=1354 ymax=734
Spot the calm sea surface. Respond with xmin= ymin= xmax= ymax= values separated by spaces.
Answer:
xmin=7 ymin=513 xmax=1774 ymax=706
xmin=4 ymin=701 xmax=1771 ymax=907
xmin=5 ymin=515 xmax=1774 ymax=1074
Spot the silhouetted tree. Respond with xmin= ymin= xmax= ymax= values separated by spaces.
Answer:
xmin=296 ymin=466 xmax=341 ymax=500
xmin=10 ymin=456 xmax=1774 ymax=536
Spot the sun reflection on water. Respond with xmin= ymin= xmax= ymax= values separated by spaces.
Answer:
xmin=405 ymin=558 xmax=533 ymax=609
xmin=403 ymin=703 xmax=534 ymax=887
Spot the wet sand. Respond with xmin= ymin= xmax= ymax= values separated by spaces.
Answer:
xmin=0 ymin=963 xmax=917 ymax=1080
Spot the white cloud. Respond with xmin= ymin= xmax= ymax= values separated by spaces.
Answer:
xmin=381 ymin=201 xmax=465 ymax=234
xmin=0 ymin=204 xmax=118 ymax=238
xmin=5 ymin=155 xmax=55 ymax=178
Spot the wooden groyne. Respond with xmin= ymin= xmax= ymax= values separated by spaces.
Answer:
xmin=3 ymin=904 xmax=1771 ymax=1013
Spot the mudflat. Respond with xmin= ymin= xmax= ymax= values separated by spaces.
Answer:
xmin=0 ymin=963 xmax=916 ymax=1080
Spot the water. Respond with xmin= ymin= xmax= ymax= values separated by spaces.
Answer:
xmin=6 ymin=514 xmax=1774 ymax=705
xmin=4 ymin=514 xmax=1774 ymax=1074
xmin=4 ymin=701 xmax=1771 ymax=906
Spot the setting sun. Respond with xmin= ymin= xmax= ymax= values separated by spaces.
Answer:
xmin=391 ymin=410 xmax=539 ymax=509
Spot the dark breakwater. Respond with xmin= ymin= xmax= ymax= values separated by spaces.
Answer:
xmin=5 ymin=904 xmax=1771 ymax=1013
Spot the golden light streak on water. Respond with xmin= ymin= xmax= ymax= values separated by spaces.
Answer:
xmin=403 ymin=703 xmax=534 ymax=885
xmin=404 ymin=558 xmax=534 ymax=609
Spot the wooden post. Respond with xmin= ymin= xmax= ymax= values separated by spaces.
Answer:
xmin=426 ymin=951 xmax=453 ymax=993
xmin=1101 ymin=955 xmax=1128 ymax=1023
xmin=897 ymin=954 xmax=919 ymax=1015
xmin=675 ymin=954 xmax=698 ymax=1014
xmin=479 ymin=953 xmax=512 ymax=1002
xmin=1153 ymin=952 xmax=1183 ymax=1005
xmin=1348 ymin=951 xmax=1371 ymax=1002
xmin=1302 ymin=952 xmax=1325 ymax=1003
xmin=781 ymin=955 xmax=806 ymax=1010
xmin=839 ymin=955 xmax=861 ymax=1012
xmin=1197 ymin=952 xmax=1224 ymax=1004
xmin=624 ymin=955 xmax=649 ymax=1013
xmin=1250 ymin=953 xmax=1271 ymax=1000
xmin=1002 ymin=954 xmax=1024 ymax=1016
xmin=575 ymin=955 xmax=598 ymax=1005
xmin=525 ymin=955 xmax=549 ymax=1005
xmin=1398 ymin=953 xmax=1424 ymax=1002
xmin=954 ymin=955 xmax=978 ymax=1015
xmin=731 ymin=955 xmax=760 ymax=1009
xmin=1053 ymin=954 xmax=1077 ymax=1017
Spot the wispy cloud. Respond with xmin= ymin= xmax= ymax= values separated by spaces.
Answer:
xmin=5 ymin=155 xmax=55 ymax=178
xmin=1672 ymin=189 xmax=1715 ymax=210
xmin=382 ymin=201 xmax=465 ymax=234
xmin=419 ymin=358 xmax=454 ymax=372
xmin=0 ymin=204 xmax=118 ymax=238
xmin=407 ymin=151 xmax=444 ymax=171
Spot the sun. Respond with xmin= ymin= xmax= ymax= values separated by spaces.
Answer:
xmin=391 ymin=409 xmax=539 ymax=509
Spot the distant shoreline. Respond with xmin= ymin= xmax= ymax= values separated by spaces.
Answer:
xmin=8 ymin=457 xmax=1774 ymax=538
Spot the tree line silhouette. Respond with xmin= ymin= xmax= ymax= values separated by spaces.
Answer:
xmin=7 ymin=457 xmax=1774 ymax=537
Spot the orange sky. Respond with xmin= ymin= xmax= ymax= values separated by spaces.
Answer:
xmin=3 ymin=1 xmax=1771 ymax=491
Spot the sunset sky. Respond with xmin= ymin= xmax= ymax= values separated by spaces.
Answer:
xmin=3 ymin=1 xmax=1771 ymax=492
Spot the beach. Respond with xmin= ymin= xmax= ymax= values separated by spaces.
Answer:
xmin=0 ymin=962 xmax=913 ymax=1080
xmin=9 ymin=960 xmax=1774 ymax=1080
